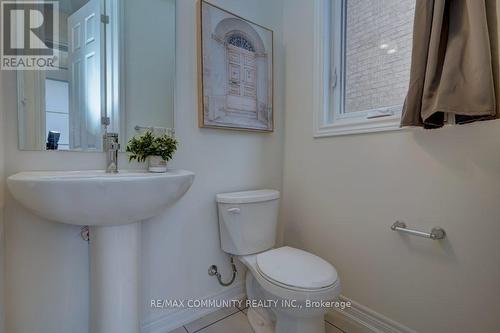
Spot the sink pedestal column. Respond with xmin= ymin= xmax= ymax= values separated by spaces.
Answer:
xmin=90 ymin=222 xmax=141 ymax=333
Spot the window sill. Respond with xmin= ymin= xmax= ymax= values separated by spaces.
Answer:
xmin=314 ymin=115 xmax=403 ymax=138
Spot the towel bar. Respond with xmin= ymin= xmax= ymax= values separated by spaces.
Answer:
xmin=134 ymin=126 xmax=175 ymax=137
xmin=391 ymin=221 xmax=446 ymax=240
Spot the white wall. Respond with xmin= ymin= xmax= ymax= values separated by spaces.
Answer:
xmin=0 ymin=0 xmax=284 ymax=332
xmin=281 ymin=1 xmax=500 ymax=332
xmin=0 ymin=66 xmax=6 ymax=333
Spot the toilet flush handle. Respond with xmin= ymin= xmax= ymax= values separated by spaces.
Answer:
xmin=227 ymin=207 xmax=241 ymax=214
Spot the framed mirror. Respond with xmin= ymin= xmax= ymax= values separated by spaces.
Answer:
xmin=16 ymin=0 xmax=176 ymax=152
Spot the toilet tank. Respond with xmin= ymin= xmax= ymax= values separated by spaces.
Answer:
xmin=216 ymin=190 xmax=280 ymax=256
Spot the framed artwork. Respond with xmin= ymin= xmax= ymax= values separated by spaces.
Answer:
xmin=197 ymin=0 xmax=274 ymax=132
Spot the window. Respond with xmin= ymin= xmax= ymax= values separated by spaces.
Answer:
xmin=313 ymin=0 xmax=415 ymax=137
xmin=227 ymin=34 xmax=255 ymax=52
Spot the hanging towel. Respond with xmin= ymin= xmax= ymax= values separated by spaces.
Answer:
xmin=401 ymin=0 xmax=499 ymax=128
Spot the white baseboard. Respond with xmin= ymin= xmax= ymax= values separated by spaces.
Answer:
xmin=141 ymin=282 xmax=245 ymax=333
xmin=326 ymin=296 xmax=418 ymax=333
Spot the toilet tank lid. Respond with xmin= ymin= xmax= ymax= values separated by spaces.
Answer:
xmin=216 ymin=189 xmax=280 ymax=204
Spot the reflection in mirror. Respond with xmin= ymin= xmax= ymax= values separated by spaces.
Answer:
xmin=114 ymin=0 xmax=176 ymax=148
xmin=17 ymin=0 xmax=176 ymax=152
xmin=17 ymin=0 xmax=102 ymax=151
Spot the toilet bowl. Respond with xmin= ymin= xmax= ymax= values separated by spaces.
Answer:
xmin=216 ymin=190 xmax=341 ymax=333
xmin=239 ymin=248 xmax=341 ymax=333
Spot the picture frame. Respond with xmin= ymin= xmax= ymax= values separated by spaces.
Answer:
xmin=197 ymin=0 xmax=274 ymax=132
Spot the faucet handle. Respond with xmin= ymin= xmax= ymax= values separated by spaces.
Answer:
xmin=109 ymin=141 xmax=120 ymax=151
xmin=103 ymin=132 xmax=120 ymax=151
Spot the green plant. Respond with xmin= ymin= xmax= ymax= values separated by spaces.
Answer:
xmin=126 ymin=131 xmax=178 ymax=163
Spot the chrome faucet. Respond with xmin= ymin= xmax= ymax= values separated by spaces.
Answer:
xmin=103 ymin=132 xmax=120 ymax=173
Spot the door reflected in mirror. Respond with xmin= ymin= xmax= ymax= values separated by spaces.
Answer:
xmin=16 ymin=0 xmax=176 ymax=152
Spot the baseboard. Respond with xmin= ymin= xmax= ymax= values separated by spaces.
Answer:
xmin=326 ymin=296 xmax=418 ymax=333
xmin=141 ymin=281 xmax=245 ymax=333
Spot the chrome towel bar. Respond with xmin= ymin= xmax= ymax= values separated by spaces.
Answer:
xmin=391 ymin=221 xmax=446 ymax=240
xmin=135 ymin=125 xmax=175 ymax=137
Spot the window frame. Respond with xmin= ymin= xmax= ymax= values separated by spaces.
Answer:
xmin=313 ymin=0 xmax=405 ymax=138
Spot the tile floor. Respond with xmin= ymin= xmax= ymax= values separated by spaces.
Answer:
xmin=168 ymin=302 xmax=345 ymax=333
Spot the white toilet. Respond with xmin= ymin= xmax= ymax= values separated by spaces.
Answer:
xmin=216 ymin=190 xmax=341 ymax=333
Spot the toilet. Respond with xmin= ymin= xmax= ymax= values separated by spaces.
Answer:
xmin=216 ymin=190 xmax=341 ymax=333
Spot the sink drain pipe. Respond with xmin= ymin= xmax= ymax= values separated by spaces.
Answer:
xmin=208 ymin=256 xmax=237 ymax=287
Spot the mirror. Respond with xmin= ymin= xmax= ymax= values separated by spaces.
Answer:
xmin=16 ymin=0 xmax=175 ymax=151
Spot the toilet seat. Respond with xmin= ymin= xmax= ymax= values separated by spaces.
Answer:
xmin=256 ymin=247 xmax=338 ymax=292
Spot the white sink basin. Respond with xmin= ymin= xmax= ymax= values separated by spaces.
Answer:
xmin=7 ymin=169 xmax=195 ymax=226
xmin=7 ymin=169 xmax=195 ymax=333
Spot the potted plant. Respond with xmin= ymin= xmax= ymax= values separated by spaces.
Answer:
xmin=126 ymin=131 xmax=178 ymax=173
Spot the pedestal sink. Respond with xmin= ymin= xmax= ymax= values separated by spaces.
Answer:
xmin=7 ymin=169 xmax=195 ymax=333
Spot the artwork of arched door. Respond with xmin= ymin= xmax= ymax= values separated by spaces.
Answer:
xmin=200 ymin=1 xmax=273 ymax=131
xmin=226 ymin=35 xmax=257 ymax=118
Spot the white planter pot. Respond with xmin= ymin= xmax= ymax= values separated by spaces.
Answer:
xmin=148 ymin=156 xmax=167 ymax=173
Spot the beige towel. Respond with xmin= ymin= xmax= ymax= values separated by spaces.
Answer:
xmin=401 ymin=0 xmax=499 ymax=128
